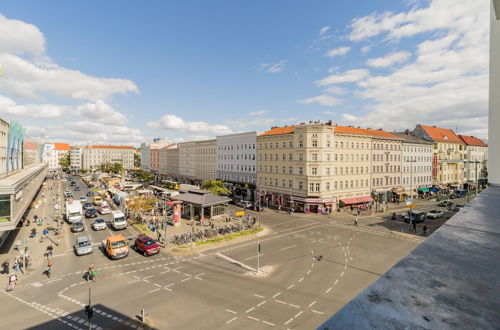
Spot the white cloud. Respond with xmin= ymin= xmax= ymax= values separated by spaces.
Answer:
xmin=323 ymin=110 xmax=335 ymax=115
xmin=75 ymin=100 xmax=127 ymax=125
xmin=360 ymin=45 xmax=371 ymax=54
xmin=319 ymin=26 xmax=330 ymax=36
xmin=315 ymin=69 xmax=370 ymax=86
xmin=341 ymin=113 xmax=359 ymax=122
xmin=267 ymin=59 xmax=287 ymax=73
xmin=325 ymin=46 xmax=351 ymax=57
xmin=0 ymin=14 xmax=45 ymax=56
xmin=366 ymin=51 xmax=411 ymax=68
xmin=298 ymin=95 xmax=342 ymax=107
xmin=0 ymin=94 xmax=68 ymax=119
xmin=336 ymin=0 xmax=489 ymax=138
xmin=148 ymin=114 xmax=233 ymax=135
xmin=249 ymin=110 xmax=268 ymax=116
xmin=225 ymin=118 xmax=276 ymax=130
xmin=323 ymin=86 xmax=347 ymax=95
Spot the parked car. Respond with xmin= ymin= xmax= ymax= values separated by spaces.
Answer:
xmin=74 ymin=186 xmax=81 ymax=191
xmin=74 ymin=236 xmax=92 ymax=256
xmin=99 ymin=204 xmax=111 ymax=215
xmin=452 ymin=204 xmax=464 ymax=212
xmin=92 ymin=218 xmax=107 ymax=231
xmin=79 ymin=196 xmax=87 ymax=203
xmin=87 ymin=191 xmax=95 ymax=197
xmin=437 ymin=201 xmax=449 ymax=207
xmin=85 ymin=208 xmax=98 ymax=218
xmin=427 ymin=210 xmax=444 ymax=219
xmin=70 ymin=181 xmax=76 ymax=186
xmin=83 ymin=202 xmax=93 ymax=210
xmin=403 ymin=210 xmax=426 ymax=223
xmin=133 ymin=235 xmax=160 ymax=256
xmin=72 ymin=221 xmax=84 ymax=232
xmin=236 ymin=200 xmax=253 ymax=209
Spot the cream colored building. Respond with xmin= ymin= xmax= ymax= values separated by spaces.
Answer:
xmin=178 ymin=141 xmax=196 ymax=181
xmin=412 ymin=125 xmax=464 ymax=187
xmin=166 ymin=146 xmax=179 ymax=178
xmin=82 ymin=145 xmax=134 ymax=171
xmin=459 ymin=135 xmax=488 ymax=188
xmin=195 ymin=139 xmax=216 ymax=182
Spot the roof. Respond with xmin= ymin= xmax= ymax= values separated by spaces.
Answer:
xmin=334 ymin=126 xmax=372 ymax=136
xmin=24 ymin=141 xmax=38 ymax=150
xmin=88 ymin=145 xmax=134 ymax=149
xmin=173 ymin=190 xmax=231 ymax=206
xmin=54 ymin=143 xmax=70 ymax=151
xmin=259 ymin=126 xmax=295 ymax=136
xmin=107 ymin=235 xmax=126 ymax=242
xmin=361 ymin=128 xmax=403 ymax=139
xmin=420 ymin=125 xmax=463 ymax=144
xmin=459 ymin=135 xmax=488 ymax=147
xmin=394 ymin=132 xmax=433 ymax=144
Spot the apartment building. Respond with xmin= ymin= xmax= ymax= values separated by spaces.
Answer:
xmin=412 ymin=125 xmax=464 ymax=187
xmin=166 ymin=146 xmax=180 ymax=179
xmin=140 ymin=143 xmax=151 ymax=170
xmin=82 ymin=145 xmax=134 ymax=170
xmin=257 ymin=122 xmax=337 ymax=214
xmin=459 ymin=135 xmax=488 ymax=188
xmin=178 ymin=141 xmax=197 ymax=182
xmin=43 ymin=143 xmax=70 ymax=170
xmin=216 ymin=132 xmax=257 ymax=201
xmin=23 ymin=141 xmax=41 ymax=168
xmin=69 ymin=146 xmax=82 ymax=171
xmin=332 ymin=126 xmax=373 ymax=207
xmin=140 ymin=138 xmax=171 ymax=171
xmin=0 ymin=118 xmax=8 ymax=175
xmin=150 ymin=148 xmax=160 ymax=173
xmin=394 ymin=131 xmax=433 ymax=198
xmin=195 ymin=139 xmax=216 ymax=182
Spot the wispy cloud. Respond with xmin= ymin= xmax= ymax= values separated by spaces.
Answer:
xmin=319 ymin=26 xmax=330 ymax=36
xmin=325 ymin=46 xmax=351 ymax=57
xmin=148 ymin=114 xmax=233 ymax=135
xmin=298 ymin=95 xmax=342 ymax=107
xmin=366 ymin=51 xmax=411 ymax=68
xmin=249 ymin=110 xmax=268 ymax=116
xmin=315 ymin=69 xmax=370 ymax=86
xmin=266 ymin=59 xmax=287 ymax=73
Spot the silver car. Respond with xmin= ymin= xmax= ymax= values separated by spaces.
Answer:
xmin=74 ymin=236 xmax=92 ymax=256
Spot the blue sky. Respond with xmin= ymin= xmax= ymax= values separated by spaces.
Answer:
xmin=0 ymin=0 xmax=489 ymax=144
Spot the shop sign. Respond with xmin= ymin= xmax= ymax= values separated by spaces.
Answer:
xmin=15 ymin=190 xmax=23 ymax=201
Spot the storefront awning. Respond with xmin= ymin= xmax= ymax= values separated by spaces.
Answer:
xmin=392 ymin=188 xmax=405 ymax=195
xmin=357 ymin=196 xmax=374 ymax=203
xmin=340 ymin=197 xmax=360 ymax=205
xmin=419 ymin=188 xmax=430 ymax=192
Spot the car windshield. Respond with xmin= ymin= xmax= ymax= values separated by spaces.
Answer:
xmin=95 ymin=219 xmax=104 ymax=223
xmin=74 ymin=222 xmax=83 ymax=227
xmin=114 ymin=216 xmax=125 ymax=222
xmin=111 ymin=241 xmax=126 ymax=248
xmin=429 ymin=210 xmax=437 ymax=213
xmin=78 ymin=241 xmax=90 ymax=247
xmin=144 ymin=240 xmax=155 ymax=246
xmin=69 ymin=212 xmax=81 ymax=217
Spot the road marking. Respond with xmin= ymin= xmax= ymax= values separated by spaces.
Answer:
xmin=226 ymin=317 xmax=237 ymax=324
xmin=262 ymin=320 xmax=275 ymax=326
xmin=284 ymin=318 xmax=294 ymax=325
xmin=287 ymin=284 xmax=294 ymax=290
xmin=273 ymin=292 xmax=281 ymax=298
xmin=257 ymin=301 xmax=267 ymax=307
xmin=294 ymin=311 xmax=303 ymax=319
xmin=181 ymin=277 xmax=191 ymax=282
xmin=326 ymin=287 xmax=332 ymax=293
xmin=289 ymin=304 xmax=300 ymax=309
xmin=153 ymin=284 xmax=161 ymax=288
xmin=254 ymin=294 xmax=265 ymax=299
xmin=127 ymin=279 xmax=140 ymax=284
xmin=148 ymin=288 xmax=161 ymax=293
xmin=280 ymin=244 xmax=297 ymax=251
xmin=308 ymin=301 xmax=316 ymax=307
xmin=341 ymin=271 xmax=345 ymax=277
xmin=245 ymin=254 xmax=264 ymax=261
xmin=165 ymin=283 xmax=175 ymax=288
xmin=247 ymin=316 xmax=260 ymax=322
xmin=246 ymin=307 xmax=255 ymax=313
xmin=225 ymin=309 xmax=237 ymax=314
xmin=306 ymin=270 xmax=311 ymax=275
xmin=344 ymin=264 xmax=347 ymax=270
xmin=275 ymin=300 xmax=287 ymax=305
xmin=298 ymin=277 xmax=304 ymax=282
xmin=143 ymin=275 xmax=153 ymax=282
xmin=312 ymin=310 xmax=325 ymax=315
xmin=195 ymin=273 xmax=205 ymax=277
xmin=334 ymin=279 xmax=339 ymax=285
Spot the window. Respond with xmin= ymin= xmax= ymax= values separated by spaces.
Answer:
xmin=282 ymin=154 xmax=286 ymax=160
xmin=283 ymin=166 xmax=286 ymax=173
xmin=315 ymin=183 xmax=320 ymax=192
xmin=299 ymin=141 xmax=303 ymax=147
xmin=312 ymin=140 xmax=318 ymax=147
xmin=0 ymin=194 xmax=11 ymax=222
xmin=298 ymin=181 xmax=303 ymax=190
xmin=327 ymin=153 xmax=331 ymax=161
xmin=309 ymin=183 xmax=314 ymax=191
xmin=312 ymin=167 xmax=317 ymax=175
xmin=299 ymin=167 xmax=303 ymax=175
xmin=326 ymin=168 xmax=330 ymax=175
xmin=289 ymin=166 xmax=292 ymax=174
xmin=289 ymin=154 xmax=293 ymax=161
xmin=334 ymin=181 xmax=337 ymax=189
xmin=326 ymin=182 xmax=330 ymax=190
xmin=312 ymin=153 xmax=318 ymax=161
xmin=289 ymin=180 xmax=292 ymax=188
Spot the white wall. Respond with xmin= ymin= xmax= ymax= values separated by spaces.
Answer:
xmin=490 ymin=0 xmax=500 ymax=185
xmin=216 ymin=132 xmax=256 ymax=184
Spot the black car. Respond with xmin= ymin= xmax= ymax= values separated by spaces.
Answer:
xmin=87 ymin=191 xmax=95 ymax=197
xmin=83 ymin=202 xmax=93 ymax=210
xmin=75 ymin=186 xmax=81 ymax=191
xmin=70 ymin=181 xmax=76 ymax=186
xmin=85 ymin=208 xmax=98 ymax=218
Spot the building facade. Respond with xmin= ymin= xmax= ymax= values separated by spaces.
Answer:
xmin=69 ymin=146 xmax=82 ymax=171
xmin=6 ymin=121 xmax=24 ymax=174
xmin=23 ymin=141 xmax=41 ymax=168
xmin=459 ymin=135 xmax=488 ymax=188
xmin=412 ymin=125 xmax=464 ymax=187
xmin=150 ymin=148 xmax=160 ymax=173
xmin=82 ymin=145 xmax=134 ymax=171
xmin=490 ymin=0 xmax=500 ymax=185
xmin=0 ymin=118 xmax=9 ymax=176
xmin=140 ymin=143 xmax=151 ymax=170
xmin=195 ymin=139 xmax=216 ymax=182
xmin=216 ymin=132 xmax=256 ymax=201
xmin=166 ymin=146 xmax=180 ymax=179
xmin=395 ymin=131 xmax=433 ymax=198
xmin=42 ymin=143 xmax=70 ymax=170
xmin=178 ymin=141 xmax=196 ymax=182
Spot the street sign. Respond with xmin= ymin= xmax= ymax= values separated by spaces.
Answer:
xmin=405 ymin=199 xmax=412 ymax=205
xmin=407 ymin=204 xmax=416 ymax=208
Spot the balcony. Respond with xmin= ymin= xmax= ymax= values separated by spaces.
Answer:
xmin=321 ymin=186 xmax=500 ymax=329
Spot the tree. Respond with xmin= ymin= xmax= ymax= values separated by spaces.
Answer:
xmin=127 ymin=196 xmax=157 ymax=225
xmin=201 ymin=180 xmax=230 ymax=196
xmin=134 ymin=153 xmax=141 ymax=168
xmin=111 ymin=163 xmax=123 ymax=174
xmin=59 ymin=152 xmax=70 ymax=169
xmin=132 ymin=169 xmax=154 ymax=182
xmin=80 ymin=169 xmax=89 ymax=175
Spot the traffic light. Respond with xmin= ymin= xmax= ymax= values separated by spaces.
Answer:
xmin=85 ymin=305 xmax=94 ymax=319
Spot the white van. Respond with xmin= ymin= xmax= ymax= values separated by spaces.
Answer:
xmin=111 ymin=210 xmax=127 ymax=230
xmin=65 ymin=200 xmax=83 ymax=224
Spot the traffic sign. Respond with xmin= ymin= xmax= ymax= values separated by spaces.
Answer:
xmin=405 ymin=199 xmax=412 ymax=205
xmin=407 ymin=204 xmax=416 ymax=208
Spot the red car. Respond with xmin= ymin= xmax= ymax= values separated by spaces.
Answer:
xmin=133 ymin=235 xmax=160 ymax=256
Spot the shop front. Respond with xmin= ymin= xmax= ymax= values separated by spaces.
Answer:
xmin=291 ymin=197 xmax=336 ymax=214
xmin=339 ymin=196 xmax=374 ymax=210
xmin=391 ymin=188 xmax=405 ymax=202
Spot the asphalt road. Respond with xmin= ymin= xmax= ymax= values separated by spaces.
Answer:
xmin=0 ymin=177 xmax=468 ymax=330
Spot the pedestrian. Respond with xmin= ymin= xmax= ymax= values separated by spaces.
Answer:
xmin=357 ymin=209 xmax=361 ymax=216
xmin=422 ymin=225 xmax=428 ymax=237
xmin=156 ymin=230 xmax=162 ymax=242
xmin=44 ymin=260 xmax=53 ymax=278
xmin=353 ymin=217 xmax=359 ymax=227
xmin=7 ymin=273 xmax=17 ymax=291
xmin=13 ymin=258 xmax=20 ymax=273
xmin=412 ymin=220 xmax=417 ymax=233
xmin=45 ymin=244 xmax=53 ymax=258
xmin=14 ymin=240 xmax=21 ymax=251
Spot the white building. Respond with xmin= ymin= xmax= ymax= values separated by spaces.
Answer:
xmin=216 ymin=132 xmax=256 ymax=185
xmin=140 ymin=138 xmax=171 ymax=171
xmin=70 ymin=146 xmax=82 ymax=171
xmin=0 ymin=118 xmax=8 ymax=175
xmin=395 ymin=131 xmax=434 ymax=198
xmin=42 ymin=143 xmax=70 ymax=170
xmin=82 ymin=145 xmax=134 ymax=171
xmin=195 ymin=139 xmax=216 ymax=182
xmin=178 ymin=141 xmax=197 ymax=182
xmin=459 ymin=135 xmax=488 ymax=188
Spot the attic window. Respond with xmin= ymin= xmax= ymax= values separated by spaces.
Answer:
xmin=443 ymin=136 xmax=449 ymax=140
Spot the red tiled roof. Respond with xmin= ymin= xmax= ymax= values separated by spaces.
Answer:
xmin=335 ymin=126 xmax=402 ymax=139
xmin=259 ymin=126 xmax=295 ymax=136
xmin=24 ymin=141 xmax=38 ymax=150
xmin=88 ymin=145 xmax=134 ymax=149
xmin=420 ymin=125 xmax=463 ymax=144
xmin=459 ymin=135 xmax=488 ymax=147
xmin=54 ymin=143 xmax=70 ymax=151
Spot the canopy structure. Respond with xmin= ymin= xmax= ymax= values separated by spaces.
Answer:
xmin=340 ymin=196 xmax=373 ymax=205
xmin=419 ymin=188 xmax=430 ymax=193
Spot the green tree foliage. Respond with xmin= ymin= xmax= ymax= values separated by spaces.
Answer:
xmin=111 ymin=163 xmax=123 ymax=174
xmin=131 ymin=169 xmax=154 ymax=182
xmin=59 ymin=152 xmax=70 ymax=168
xmin=201 ymin=180 xmax=230 ymax=196
xmin=134 ymin=153 xmax=141 ymax=167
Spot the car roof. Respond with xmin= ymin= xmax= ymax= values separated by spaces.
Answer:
xmin=137 ymin=235 xmax=153 ymax=241
xmin=107 ymin=235 xmax=125 ymax=242
xmin=76 ymin=236 xmax=90 ymax=243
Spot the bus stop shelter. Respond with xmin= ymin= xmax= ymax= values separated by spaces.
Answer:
xmin=173 ymin=189 xmax=231 ymax=220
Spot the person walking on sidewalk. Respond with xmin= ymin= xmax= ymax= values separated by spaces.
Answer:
xmin=14 ymin=240 xmax=21 ymax=251
xmin=7 ymin=273 xmax=17 ymax=291
xmin=353 ymin=216 xmax=359 ymax=227
xmin=44 ymin=260 xmax=53 ymax=278
xmin=13 ymin=258 xmax=20 ymax=273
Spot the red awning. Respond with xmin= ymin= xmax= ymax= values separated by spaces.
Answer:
xmin=340 ymin=197 xmax=360 ymax=205
xmin=166 ymin=201 xmax=174 ymax=205
xmin=357 ymin=196 xmax=374 ymax=203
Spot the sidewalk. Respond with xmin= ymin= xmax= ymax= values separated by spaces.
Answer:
xmin=1 ymin=177 xmax=68 ymax=286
